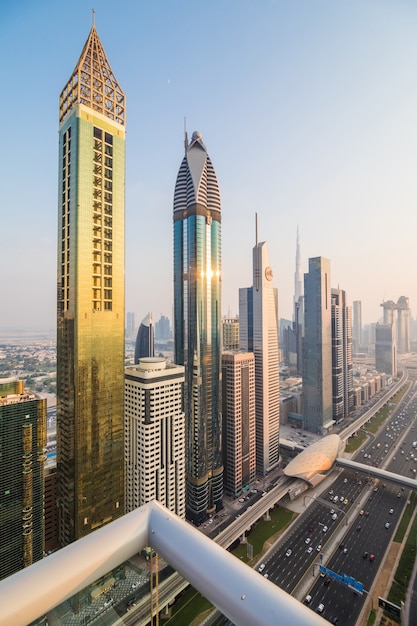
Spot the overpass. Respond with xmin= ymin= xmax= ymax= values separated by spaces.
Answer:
xmin=335 ymin=457 xmax=417 ymax=491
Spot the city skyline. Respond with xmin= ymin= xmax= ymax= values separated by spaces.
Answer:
xmin=1 ymin=1 xmax=417 ymax=333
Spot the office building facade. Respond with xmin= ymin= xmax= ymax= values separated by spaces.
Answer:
xmin=173 ymin=131 xmax=223 ymax=524
xmin=0 ymin=380 xmax=46 ymax=581
xmin=222 ymin=352 xmax=256 ymax=496
xmin=375 ymin=323 xmax=397 ymax=377
xmin=331 ymin=288 xmax=353 ymax=423
xmin=56 ymin=25 xmax=126 ymax=545
xmin=302 ymin=257 xmax=333 ymax=434
xmin=239 ymin=237 xmax=280 ymax=476
xmin=352 ymin=300 xmax=362 ymax=354
xmin=125 ymin=358 xmax=185 ymax=518
xmin=222 ymin=316 xmax=240 ymax=351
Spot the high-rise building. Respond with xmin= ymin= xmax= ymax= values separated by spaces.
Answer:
xmin=283 ymin=228 xmax=304 ymax=374
xmin=331 ymin=288 xmax=353 ymax=423
xmin=352 ymin=300 xmax=362 ymax=353
xmin=239 ymin=228 xmax=280 ymax=477
xmin=302 ymin=257 xmax=333 ymax=434
xmin=222 ymin=316 xmax=240 ymax=351
xmin=293 ymin=225 xmax=303 ymax=309
xmin=125 ymin=358 xmax=185 ymax=518
xmin=134 ymin=313 xmax=154 ymax=363
xmin=396 ymin=296 xmax=410 ymax=354
xmin=221 ymin=352 xmax=256 ymax=497
xmin=0 ymin=380 xmax=46 ymax=581
xmin=173 ymin=131 xmax=223 ymax=524
xmin=126 ymin=312 xmax=136 ymax=340
xmin=56 ymin=24 xmax=126 ymax=545
xmin=155 ymin=314 xmax=171 ymax=341
xmin=375 ymin=323 xmax=397 ymax=377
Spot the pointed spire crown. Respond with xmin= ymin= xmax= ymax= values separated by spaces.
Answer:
xmin=59 ymin=26 xmax=125 ymax=126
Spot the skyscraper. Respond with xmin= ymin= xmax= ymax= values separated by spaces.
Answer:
xmin=396 ymin=296 xmax=410 ymax=354
xmin=221 ymin=352 xmax=256 ymax=497
xmin=375 ymin=323 xmax=397 ymax=377
xmin=134 ymin=313 xmax=154 ymax=363
xmin=125 ymin=358 xmax=185 ymax=518
xmin=352 ymin=300 xmax=362 ymax=353
xmin=239 ymin=224 xmax=280 ymax=477
xmin=56 ymin=24 xmax=126 ymax=545
xmin=0 ymin=380 xmax=46 ymax=581
xmin=173 ymin=131 xmax=223 ymax=524
xmin=331 ymin=288 xmax=353 ymax=423
xmin=302 ymin=257 xmax=333 ymax=434
xmin=222 ymin=315 xmax=240 ymax=351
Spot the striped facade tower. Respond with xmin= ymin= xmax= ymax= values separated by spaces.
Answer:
xmin=173 ymin=131 xmax=223 ymax=524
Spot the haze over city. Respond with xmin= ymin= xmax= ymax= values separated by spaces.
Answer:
xmin=1 ymin=0 xmax=417 ymax=333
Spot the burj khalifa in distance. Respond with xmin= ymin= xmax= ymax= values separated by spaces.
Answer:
xmin=173 ymin=130 xmax=223 ymax=525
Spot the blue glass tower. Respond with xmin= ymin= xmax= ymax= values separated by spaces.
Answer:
xmin=173 ymin=131 xmax=223 ymax=524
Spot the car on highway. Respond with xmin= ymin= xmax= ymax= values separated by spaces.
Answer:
xmin=389 ymin=508 xmax=394 ymax=514
xmin=285 ymin=549 xmax=292 ymax=557
xmin=317 ymin=603 xmax=325 ymax=613
xmin=369 ymin=553 xmax=375 ymax=561
xmin=304 ymin=594 xmax=312 ymax=604
xmin=385 ymin=522 xmax=390 ymax=529
xmin=305 ymin=537 xmax=311 ymax=544
xmin=307 ymin=546 xmax=313 ymax=554
xmin=258 ymin=563 xmax=265 ymax=572
xmin=316 ymin=544 xmax=322 ymax=552
xmin=322 ymin=525 xmax=328 ymax=533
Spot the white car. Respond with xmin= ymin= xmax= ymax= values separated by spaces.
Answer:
xmin=317 ymin=603 xmax=325 ymax=613
xmin=322 ymin=525 xmax=328 ymax=533
xmin=316 ymin=544 xmax=322 ymax=552
xmin=385 ymin=522 xmax=390 ymax=529
xmin=285 ymin=549 xmax=292 ymax=557
xmin=389 ymin=508 xmax=394 ymax=514
xmin=258 ymin=563 xmax=265 ymax=572
xmin=305 ymin=537 xmax=311 ymax=544
xmin=307 ymin=546 xmax=313 ymax=554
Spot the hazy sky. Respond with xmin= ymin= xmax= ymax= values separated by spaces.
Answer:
xmin=1 ymin=0 xmax=416 ymax=333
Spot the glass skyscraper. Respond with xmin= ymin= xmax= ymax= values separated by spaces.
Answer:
xmin=173 ymin=131 xmax=223 ymax=524
xmin=56 ymin=24 xmax=126 ymax=545
xmin=0 ymin=381 xmax=46 ymax=581
xmin=303 ymin=257 xmax=333 ymax=434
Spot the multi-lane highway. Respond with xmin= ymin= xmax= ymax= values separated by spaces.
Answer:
xmin=259 ymin=378 xmax=417 ymax=625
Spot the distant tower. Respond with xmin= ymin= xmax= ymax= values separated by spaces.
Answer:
xmin=126 ymin=312 xmax=136 ymax=340
xmin=134 ymin=313 xmax=154 ymax=363
xmin=125 ymin=358 xmax=185 ymax=518
xmin=396 ymin=296 xmax=410 ymax=353
xmin=222 ymin=352 xmax=256 ymax=496
xmin=56 ymin=23 xmax=126 ymax=545
xmin=0 ymin=380 xmax=46 ymax=581
xmin=173 ymin=130 xmax=223 ymax=524
xmin=303 ymin=257 xmax=333 ymax=434
xmin=352 ymin=301 xmax=362 ymax=354
xmin=293 ymin=226 xmax=303 ymax=308
xmin=375 ymin=323 xmax=397 ymax=377
xmin=331 ymin=288 xmax=353 ymax=423
xmin=239 ymin=217 xmax=280 ymax=477
xmin=222 ymin=316 xmax=239 ymax=351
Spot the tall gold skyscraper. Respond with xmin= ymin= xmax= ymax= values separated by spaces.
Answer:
xmin=56 ymin=23 xmax=126 ymax=546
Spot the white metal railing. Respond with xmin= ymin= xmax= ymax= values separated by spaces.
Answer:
xmin=0 ymin=499 xmax=327 ymax=626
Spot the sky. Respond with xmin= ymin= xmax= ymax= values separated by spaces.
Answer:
xmin=1 ymin=0 xmax=417 ymax=333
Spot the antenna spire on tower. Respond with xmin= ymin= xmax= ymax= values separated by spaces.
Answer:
xmin=184 ymin=117 xmax=188 ymax=152
xmin=92 ymin=8 xmax=96 ymax=26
